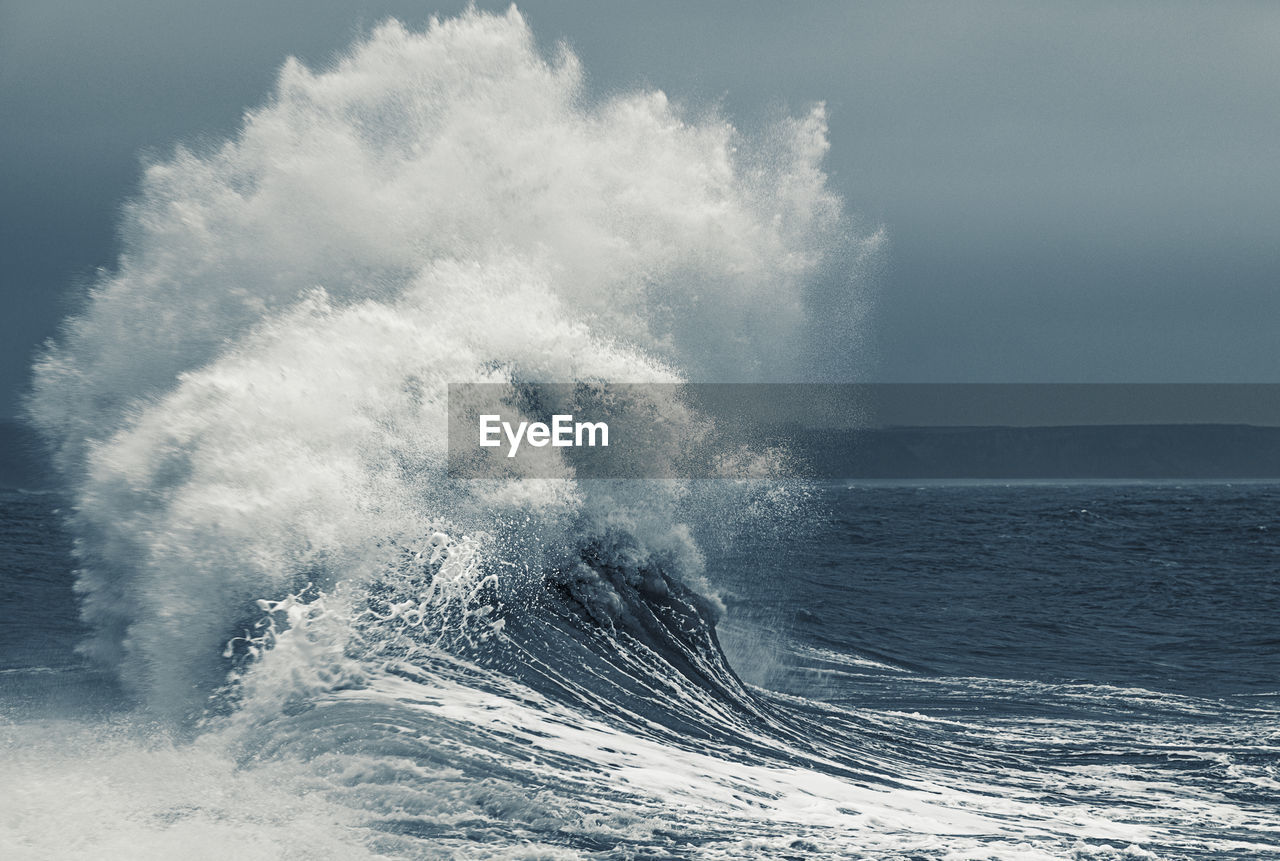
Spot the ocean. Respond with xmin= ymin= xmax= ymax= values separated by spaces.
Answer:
xmin=2 ymin=481 xmax=1276 ymax=859
xmin=4 ymin=9 xmax=1277 ymax=859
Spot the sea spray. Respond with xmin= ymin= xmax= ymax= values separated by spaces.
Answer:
xmin=27 ymin=8 xmax=867 ymax=717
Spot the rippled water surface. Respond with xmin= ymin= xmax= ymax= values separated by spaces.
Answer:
xmin=4 ymin=483 xmax=1277 ymax=860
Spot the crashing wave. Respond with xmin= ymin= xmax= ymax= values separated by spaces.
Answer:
xmin=26 ymin=8 xmax=870 ymax=722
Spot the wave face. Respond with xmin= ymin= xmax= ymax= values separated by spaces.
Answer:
xmin=28 ymin=9 xmax=864 ymax=720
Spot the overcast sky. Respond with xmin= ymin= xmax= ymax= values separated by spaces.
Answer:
xmin=3 ymin=0 xmax=1279 ymax=418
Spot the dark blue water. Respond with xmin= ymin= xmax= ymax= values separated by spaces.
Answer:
xmin=3 ymin=482 xmax=1278 ymax=859
xmin=720 ymin=482 xmax=1280 ymax=703
xmin=0 ymin=489 xmax=120 ymax=717
xmin=12 ymin=482 xmax=1274 ymax=700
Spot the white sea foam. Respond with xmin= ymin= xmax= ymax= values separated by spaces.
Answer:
xmin=0 ymin=717 xmax=379 ymax=861
xmin=27 ymin=7 xmax=870 ymax=716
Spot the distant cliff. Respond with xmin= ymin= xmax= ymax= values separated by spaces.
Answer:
xmin=781 ymin=425 xmax=1280 ymax=479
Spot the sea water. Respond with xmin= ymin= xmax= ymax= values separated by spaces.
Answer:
xmin=2 ymin=482 xmax=1276 ymax=859
xmin=3 ymin=9 xmax=1276 ymax=859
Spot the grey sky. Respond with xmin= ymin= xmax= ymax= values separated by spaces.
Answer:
xmin=3 ymin=1 xmax=1279 ymax=418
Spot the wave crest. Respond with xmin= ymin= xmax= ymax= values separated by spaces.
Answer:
xmin=27 ymin=8 xmax=867 ymax=717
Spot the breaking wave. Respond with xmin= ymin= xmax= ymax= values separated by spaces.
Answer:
xmin=28 ymin=7 xmax=869 ymax=721
xmin=16 ymin=9 xmax=1264 ymax=860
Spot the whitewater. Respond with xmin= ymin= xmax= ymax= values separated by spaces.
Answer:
xmin=3 ymin=9 xmax=1276 ymax=860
